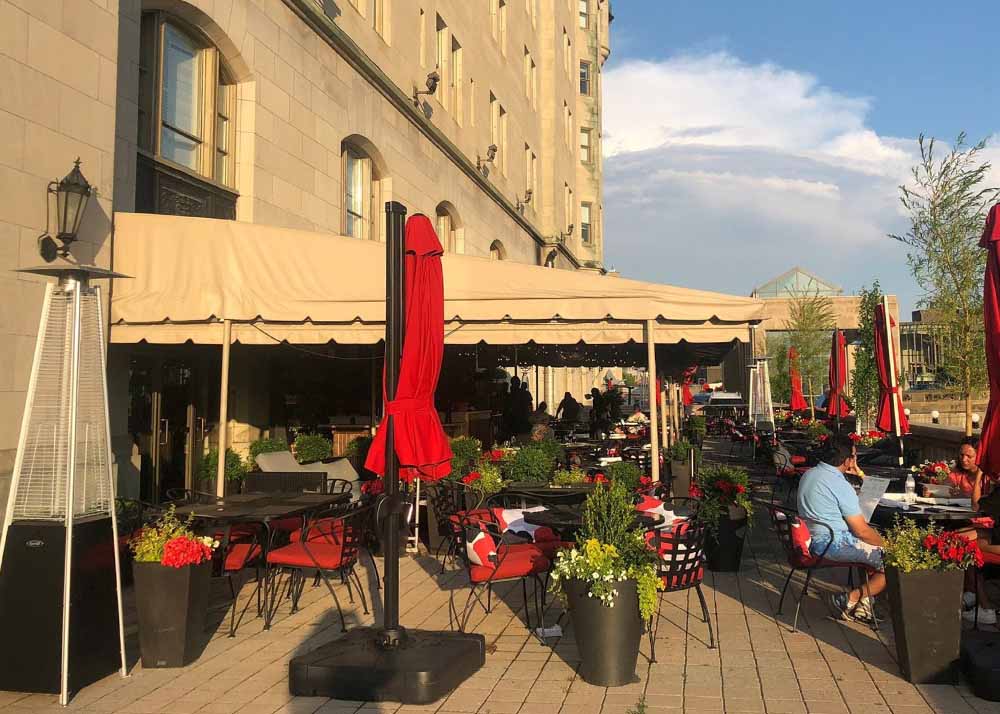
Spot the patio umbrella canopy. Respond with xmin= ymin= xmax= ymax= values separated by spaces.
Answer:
xmin=874 ymin=303 xmax=909 ymax=436
xmin=365 ymin=215 xmax=452 ymax=483
xmin=827 ymin=330 xmax=850 ymax=418
xmin=788 ymin=347 xmax=808 ymax=411
xmin=979 ymin=204 xmax=1000 ymax=474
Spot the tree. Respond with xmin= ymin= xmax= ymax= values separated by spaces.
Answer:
xmin=851 ymin=281 xmax=883 ymax=431
xmin=784 ymin=290 xmax=835 ymax=405
xmin=891 ymin=134 xmax=998 ymax=435
xmin=766 ymin=332 xmax=791 ymax=405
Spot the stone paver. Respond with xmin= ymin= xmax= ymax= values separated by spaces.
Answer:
xmin=2 ymin=463 xmax=996 ymax=713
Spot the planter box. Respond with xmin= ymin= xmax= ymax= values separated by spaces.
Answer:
xmin=563 ymin=578 xmax=641 ymax=687
xmin=133 ymin=560 xmax=212 ymax=668
xmin=705 ymin=506 xmax=747 ymax=572
xmin=886 ymin=567 xmax=963 ymax=684
xmin=670 ymin=460 xmax=692 ymax=498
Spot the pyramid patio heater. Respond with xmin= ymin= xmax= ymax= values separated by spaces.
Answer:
xmin=0 ymin=162 xmax=128 ymax=705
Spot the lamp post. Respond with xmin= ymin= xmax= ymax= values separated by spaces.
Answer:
xmin=40 ymin=159 xmax=92 ymax=262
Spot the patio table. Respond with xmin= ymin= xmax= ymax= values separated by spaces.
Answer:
xmin=524 ymin=504 xmax=664 ymax=537
xmin=871 ymin=502 xmax=979 ymax=528
xmin=169 ymin=492 xmax=351 ymax=524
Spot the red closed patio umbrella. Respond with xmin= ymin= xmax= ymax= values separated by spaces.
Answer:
xmin=788 ymin=347 xmax=808 ymax=411
xmin=978 ymin=204 xmax=1000 ymax=474
xmin=827 ymin=329 xmax=850 ymax=421
xmin=365 ymin=214 xmax=453 ymax=482
xmin=874 ymin=301 xmax=909 ymax=436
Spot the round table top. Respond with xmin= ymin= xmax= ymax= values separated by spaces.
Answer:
xmin=872 ymin=503 xmax=980 ymax=523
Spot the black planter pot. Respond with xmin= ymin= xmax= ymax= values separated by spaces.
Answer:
xmin=563 ymin=578 xmax=641 ymax=687
xmin=886 ymin=567 xmax=963 ymax=683
xmin=705 ymin=507 xmax=747 ymax=572
xmin=670 ymin=460 xmax=692 ymax=498
xmin=133 ymin=560 xmax=212 ymax=668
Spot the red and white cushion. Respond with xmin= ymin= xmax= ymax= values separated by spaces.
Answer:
xmin=635 ymin=496 xmax=678 ymax=530
xmin=788 ymin=519 xmax=814 ymax=566
xmin=488 ymin=506 xmax=556 ymax=543
xmin=466 ymin=524 xmax=498 ymax=567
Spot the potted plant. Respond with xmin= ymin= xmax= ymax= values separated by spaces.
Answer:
xmin=292 ymin=433 xmax=332 ymax=464
xmin=199 ymin=448 xmax=247 ymax=495
xmin=686 ymin=415 xmax=707 ymax=447
xmin=130 ymin=506 xmax=218 ymax=667
xmin=553 ymin=467 xmax=588 ymax=487
xmin=605 ymin=460 xmax=643 ymax=492
xmin=667 ymin=438 xmax=698 ymax=496
xmin=691 ymin=464 xmax=752 ymax=572
xmin=248 ymin=436 xmax=288 ymax=468
xmin=344 ymin=434 xmax=375 ymax=477
xmin=503 ymin=444 xmax=556 ymax=485
xmin=461 ymin=462 xmax=507 ymax=506
xmin=882 ymin=520 xmax=981 ymax=683
xmin=912 ymin=460 xmax=954 ymax=498
xmin=550 ymin=482 xmax=662 ymax=686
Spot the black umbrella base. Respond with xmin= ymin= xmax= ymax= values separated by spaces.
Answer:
xmin=289 ymin=628 xmax=486 ymax=704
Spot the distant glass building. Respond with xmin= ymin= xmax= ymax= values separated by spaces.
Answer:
xmin=751 ymin=267 xmax=844 ymax=299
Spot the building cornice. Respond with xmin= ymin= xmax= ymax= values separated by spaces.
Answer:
xmin=283 ymin=0 xmax=590 ymax=269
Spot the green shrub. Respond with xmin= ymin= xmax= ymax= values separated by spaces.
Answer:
xmin=667 ymin=438 xmax=694 ymax=462
xmin=605 ymin=460 xmax=643 ymax=491
xmin=293 ymin=433 xmax=332 ymax=464
xmin=882 ymin=518 xmax=983 ymax=572
xmin=553 ymin=467 xmax=588 ymax=486
xmin=129 ymin=505 xmax=198 ymax=563
xmin=200 ymin=448 xmax=248 ymax=484
xmin=687 ymin=415 xmax=707 ymax=436
xmin=805 ymin=420 xmax=830 ymax=440
xmin=504 ymin=445 xmax=556 ymax=483
xmin=449 ymin=436 xmax=482 ymax=478
xmin=344 ymin=434 xmax=373 ymax=458
xmin=531 ymin=437 xmax=566 ymax=465
xmin=248 ymin=437 xmax=288 ymax=468
xmin=467 ymin=462 xmax=506 ymax=497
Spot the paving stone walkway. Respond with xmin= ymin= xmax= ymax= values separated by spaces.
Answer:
xmin=2 ymin=488 xmax=997 ymax=713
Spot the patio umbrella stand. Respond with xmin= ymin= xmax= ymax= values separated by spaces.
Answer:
xmin=288 ymin=202 xmax=485 ymax=704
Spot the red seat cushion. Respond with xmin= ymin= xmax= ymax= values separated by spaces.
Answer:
xmin=662 ymin=567 xmax=704 ymax=589
xmin=790 ymin=455 xmax=806 ymax=465
xmin=267 ymin=541 xmax=351 ymax=570
xmin=291 ymin=518 xmax=345 ymax=544
xmin=788 ymin=519 xmax=815 ymax=567
xmin=224 ymin=543 xmax=262 ymax=572
xmin=269 ymin=516 xmax=303 ymax=533
xmin=982 ymin=551 xmax=1000 ymax=566
xmin=469 ymin=544 xmax=550 ymax=582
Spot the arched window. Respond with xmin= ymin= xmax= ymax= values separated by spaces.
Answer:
xmin=341 ymin=138 xmax=383 ymax=241
xmin=138 ymin=13 xmax=236 ymax=187
xmin=490 ymin=240 xmax=506 ymax=261
xmin=435 ymin=202 xmax=463 ymax=253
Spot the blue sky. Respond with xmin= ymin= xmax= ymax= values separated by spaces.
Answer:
xmin=601 ymin=1 xmax=1000 ymax=315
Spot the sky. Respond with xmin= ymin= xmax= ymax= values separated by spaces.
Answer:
xmin=601 ymin=1 xmax=1000 ymax=315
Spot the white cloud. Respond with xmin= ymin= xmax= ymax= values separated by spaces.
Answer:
xmin=600 ymin=52 xmax=957 ymax=312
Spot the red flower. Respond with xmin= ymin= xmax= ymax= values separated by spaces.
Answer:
xmin=689 ymin=485 xmax=703 ymax=498
xmin=923 ymin=534 xmax=938 ymax=549
xmin=361 ymin=479 xmax=385 ymax=496
xmin=735 ymin=484 xmax=747 ymax=494
xmin=867 ymin=430 xmax=881 ymax=439
xmin=489 ymin=449 xmax=504 ymax=462
xmin=461 ymin=471 xmax=482 ymax=485
xmin=848 ymin=433 xmax=862 ymax=442
xmin=161 ymin=535 xmax=212 ymax=568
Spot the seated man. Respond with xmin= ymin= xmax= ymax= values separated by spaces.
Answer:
xmin=797 ymin=433 xmax=885 ymax=621
xmin=626 ymin=405 xmax=649 ymax=424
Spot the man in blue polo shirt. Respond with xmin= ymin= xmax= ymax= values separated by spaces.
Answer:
xmin=797 ymin=433 xmax=885 ymax=621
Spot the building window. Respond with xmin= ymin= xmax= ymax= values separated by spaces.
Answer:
xmin=374 ymin=0 xmax=387 ymax=40
xmin=490 ymin=93 xmax=507 ymax=174
xmin=579 ymin=0 xmax=589 ymax=28
xmin=563 ymin=102 xmax=572 ymax=144
xmin=491 ymin=0 xmax=507 ymax=52
xmin=579 ymin=60 xmax=592 ymax=95
xmin=563 ymin=29 xmax=571 ymax=73
xmin=342 ymin=140 xmax=381 ymax=241
xmin=136 ymin=12 xmax=237 ymax=218
xmin=419 ymin=8 xmax=426 ymax=66
xmin=499 ymin=1 xmax=508 ymax=55
xmin=436 ymin=15 xmax=449 ymax=109
xmin=579 ymin=127 xmax=592 ymax=163
xmin=435 ymin=203 xmax=462 ymax=253
xmin=469 ymin=77 xmax=475 ymax=126
xmin=564 ymin=184 xmax=573 ymax=232
xmin=138 ymin=14 xmax=236 ymax=186
xmin=524 ymin=48 xmax=537 ymax=106
xmin=525 ymin=144 xmax=537 ymax=201
xmin=490 ymin=240 xmax=506 ymax=260
xmin=581 ymin=203 xmax=592 ymax=243
xmin=451 ymin=36 xmax=463 ymax=122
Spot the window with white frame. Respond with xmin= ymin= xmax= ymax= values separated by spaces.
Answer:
xmin=581 ymin=202 xmax=592 ymax=243
xmin=451 ymin=36 xmax=463 ymax=122
xmin=436 ymin=15 xmax=449 ymax=108
xmin=579 ymin=0 xmax=589 ymax=28
xmin=342 ymin=142 xmax=380 ymax=241
xmin=579 ymin=60 xmax=592 ymax=95
xmin=138 ymin=13 xmax=236 ymax=187
xmin=579 ymin=127 xmax=592 ymax=163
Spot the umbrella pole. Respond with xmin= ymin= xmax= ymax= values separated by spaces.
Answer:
xmin=834 ymin=330 xmax=841 ymax=435
xmin=381 ymin=200 xmax=407 ymax=644
xmin=808 ymin=376 xmax=815 ymax=420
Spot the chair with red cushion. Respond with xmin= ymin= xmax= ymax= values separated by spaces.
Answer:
xmin=766 ymin=502 xmax=879 ymax=632
xmin=264 ymin=502 xmax=373 ymax=631
xmin=648 ymin=500 xmax=712 ymax=661
xmin=451 ymin=514 xmax=550 ymax=633
xmin=197 ymin=521 xmax=265 ymax=638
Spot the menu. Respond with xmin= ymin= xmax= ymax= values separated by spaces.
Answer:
xmin=858 ymin=477 xmax=891 ymax=523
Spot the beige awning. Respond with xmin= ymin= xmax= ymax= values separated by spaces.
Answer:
xmin=110 ymin=213 xmax=764 ymax=346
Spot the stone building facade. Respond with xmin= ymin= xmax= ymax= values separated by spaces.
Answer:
xmin=0 ymin=0 xmax=613 ymax=502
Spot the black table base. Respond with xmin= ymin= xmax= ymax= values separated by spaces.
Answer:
xmin=289 ymin=628 xmax=485 ymax=704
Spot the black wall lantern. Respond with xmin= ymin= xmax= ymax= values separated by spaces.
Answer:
xmin=39 ymin=158 xmax=92 ymax=262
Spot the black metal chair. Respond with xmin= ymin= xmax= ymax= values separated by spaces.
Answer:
xmin=648 ymin=510 xmax=714 ymax=660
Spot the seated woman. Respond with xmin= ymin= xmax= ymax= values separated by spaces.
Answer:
xmin=951 ymin=437 xmax=999 ymax=624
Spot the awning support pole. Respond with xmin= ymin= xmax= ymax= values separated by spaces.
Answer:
xmin=216 ymin=319 xmax=232 ymax=499
xmin=645 ymin=320 xmax=660 ymax=483
xmin=660 ymin=380 xmax=670 ymax=450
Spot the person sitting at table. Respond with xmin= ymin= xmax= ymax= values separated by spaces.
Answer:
xmin=530 ymin=421 xmax=555 ymax=443
xmin=626 ymin=405 xmax=649 ymax=424
xmin=556 ymin=392 xmax=581 ymax=423
xmin=797 ymin=433 xmax=885 ymax=622
xmin=529 ymin=401 xmax=550 ymax=425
